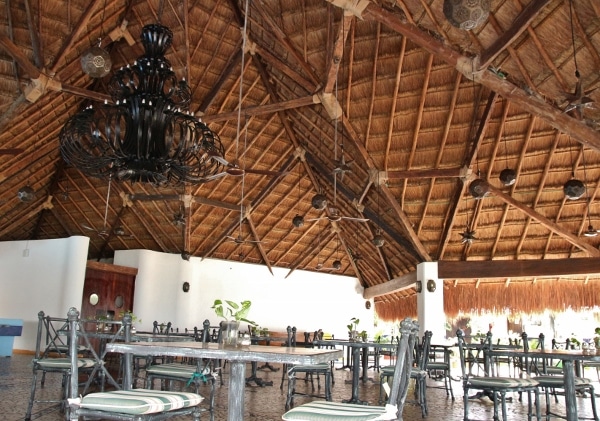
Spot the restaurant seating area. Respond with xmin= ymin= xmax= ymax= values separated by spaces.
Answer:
xmin=6 ymin=313 xmax=600 ymax=421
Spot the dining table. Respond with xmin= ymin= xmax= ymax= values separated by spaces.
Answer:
xmin=314 ymin=338 xmax=396 ymax=404
xmin=487 ymin=347 xmax=600 ymax=421
xmin=106 ymin=340 xmax=342 ymax=421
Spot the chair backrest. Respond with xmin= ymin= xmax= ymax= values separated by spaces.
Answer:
xmin=33 ymin=311 xmax=71 ymax=359
xmin=285 ymin=326 xmax=297 ymax=348
xmin=385 ymin=318 xmax=418 ymax=411
xmin=417 ymin=331 xmax=432 ymax=371
xmin=67 ymin=308 xmax=131 ymax=393
xmin=456 ymin=329 xmax=494 ymax=380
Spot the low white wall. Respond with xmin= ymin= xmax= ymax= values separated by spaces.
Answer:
xmin=0 ymin=236 xmax=90 ymax=351
xmin=114 ymin=249 xmax=373 ymax=339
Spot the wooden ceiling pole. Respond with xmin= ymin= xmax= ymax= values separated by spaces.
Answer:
xmin=0 ymin=196 xmax=54 ymax=238
xmin=202 ymin=96 xmax=317 ymax=123
xmin=328 ymin=0 xmax=600 ymax=152
xmin=49 ymin=0 xmax=103 ymax=74
xmin=196 ymin=42 xmax=242 ymax=114
xmin=479 ymin=0 xmax=551 ymax=69
xmin=437 ymin=91 xmax=497 ymax=259
xmin=363 ymin=271 xmax=417 ymax=299
xmin=383 ymin=36 xmax=407 ymax=167
xmin=30 ymin=161 xmax=67 ymax=239
xmin=285 ymin=227 xmax=336 ymax=278
xmin=251 ymin=0 xmax=321 ymax=87
xmin=323 ymin=12 xmax=354 ymax=94
xmin=332 ymin=222 xmax=364 ymax=283
xmin=245 ymin=214 xmax=273 ymax=274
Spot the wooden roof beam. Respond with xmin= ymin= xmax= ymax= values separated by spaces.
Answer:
xmin=328 ymin=0 xmax=600 ymax=152
xmin=363 ymin=271 xmax=417 ymax=299
xmin=246 ymin=214 xmax=273 ymax=275
xmin=439 ymin=258 xmax=600 ymax=279
xmin=484 ymin=182 xmax=600 ymax=256
xmin=479 ymin=0 xmax=551 ymax=69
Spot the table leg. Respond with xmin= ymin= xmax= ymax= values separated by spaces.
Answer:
xmin=229 ymin=361 xmax=246 ymax=421
xmin=562 ymin=360 xmax=578 ymax=421
xmin=343 ymin=347 xmax=367 ymax=404
xmin=361 ymin=347 xmax=369 ymax=383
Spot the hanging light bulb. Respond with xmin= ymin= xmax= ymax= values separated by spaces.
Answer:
xmin=468 ymin=178 xmax=489 ymax=199
xmin=17 ymin=185 xmax=35 ymax=202
xmin=332 ymin=260 xmax=342 ymax=270
xmin=372 ymin=231 xmax=385 ymax=248
xmin=311 ymin=193 xmax=327 ymax=210
xmin=292 ymin=214 xmax=305 ymax=228
xmin=499 ymin=168 xmax=517 ymax=186
xmin=564 ymin=178 xmax=585 ymax=200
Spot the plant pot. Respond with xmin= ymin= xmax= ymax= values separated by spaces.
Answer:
xmin=221 ymin=320 xmax=240 ymax=347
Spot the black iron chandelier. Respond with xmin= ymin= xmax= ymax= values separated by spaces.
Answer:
xmin=60 ymin=24 xmax=225 ymax=185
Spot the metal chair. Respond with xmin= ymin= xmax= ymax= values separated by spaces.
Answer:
xmin=66 ymin=307 xmax=205 ymax=421
xmin=379 ymin=330 xmax=431 ymax=417
xmin=521 ymin=334 xmax=599 ymax=421
xmin=25 ymin=311 xmax=95 ymax=421
xmin=285 ymin=326 xmax=333 ymax=410
xmin=426 ymin=343 xmax=455 ymax=400
xmin=145 ymin=319 xmax=217 ymax=420
xmin=456 ymin=330 xmax=541 ymax=421
xmin=281 ymin=318 xmax=418 ymax=421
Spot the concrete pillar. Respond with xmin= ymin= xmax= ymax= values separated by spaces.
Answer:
xmin=416 ymin=262 xmax=445 ymax=343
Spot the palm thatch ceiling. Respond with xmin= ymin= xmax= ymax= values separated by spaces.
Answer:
xmin=2 ymin=0 xmax=600 ymax=316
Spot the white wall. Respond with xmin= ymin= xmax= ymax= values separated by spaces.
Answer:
xmin=114 ymin=249 xmax=374 ymax=339
xmin=0 ymin=236 xmax=90 ymax=350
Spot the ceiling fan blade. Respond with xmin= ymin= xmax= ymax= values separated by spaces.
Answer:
xmin=305 ymin=217 xmax=327 ymax=222
xmin=341 ymin=216 xmax=370 ymax=222
xmin=81 ymin=223 xmax=96 ymax=231
xmin=0 ymin=148 xmax=24 ymax=155
xmin=244 ymin=168 xmax=288 ymax=177
xmin=207 ymin=152 xmax=229 ymax=166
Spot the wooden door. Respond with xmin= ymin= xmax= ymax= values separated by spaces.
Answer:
xmin=81 ymin=261 xmax=138 ymax=322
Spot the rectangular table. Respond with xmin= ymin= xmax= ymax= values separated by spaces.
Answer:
xmin=487 ymin=348 xmax=600 ymax=421
xmin=107 ymin=341 xmax=341 ymax=421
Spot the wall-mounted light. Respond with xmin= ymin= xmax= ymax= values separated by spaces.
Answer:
xmin=427 ymin=279 xmax=437 ymax=292
xmin=415 ymin=281 xmax=422 ymax=293
xmin=182 ymin=282 xmax=190 ymax=293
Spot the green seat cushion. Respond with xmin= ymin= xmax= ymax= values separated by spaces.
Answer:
xmin=427 ymin=362 xmax=449 ymax=369
xmin=36 ymin=357 xmax=96 ymax=369
xmin=78 ymin=389 xmax=203 ymax=415
xmin=282 ymin=401 xmax=398 ymax=421
xmin=545 ymin=367 xmax=564 ymax=375
xmin=534 ymin=375 xmax=592 ymax=387
xmin=469 ymin=376 xmax=539 ymax=389
xmin=146 ymin=363 xmax=198 ymax=378
xmin=289 ymin=363 xmax=330 ymax=373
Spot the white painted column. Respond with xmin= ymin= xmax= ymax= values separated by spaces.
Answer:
xmin=416 ymin=262 xmax=446 ymax=343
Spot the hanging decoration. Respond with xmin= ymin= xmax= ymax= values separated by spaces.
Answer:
xmin=61 ymin=24 xmax=225 ymax=185
xmin=81 ymin=0 xmax=111 ymax=78
xmin=443 ymin=0 xmax=491 ymax=31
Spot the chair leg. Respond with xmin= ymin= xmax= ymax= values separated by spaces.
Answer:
xmin=25 ymin=370 xmax=39 ymax=421
xmin=588 ymin=385 xmax=599 ymax=421
xmin=285 ymin=374 xmax=296 ymax=411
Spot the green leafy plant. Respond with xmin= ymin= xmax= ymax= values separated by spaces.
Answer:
xmin=119 ymin=310 xmax=141 ymax=324
xmin=212 ymin=299 xmax=257 ymax=326
xmin=347 ymin=317 xmax=360 ymax=332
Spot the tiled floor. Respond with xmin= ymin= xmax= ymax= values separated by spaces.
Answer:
xmin=3 ymin=352 xmax=599 ymax=420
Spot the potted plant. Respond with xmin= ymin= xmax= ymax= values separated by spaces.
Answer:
xmin=119 ymin=310 xmax=141 ymax=333
xmin=212 ymin=299 xmax=257 ymax=347
xmin=347 ymin=317 xmax=360 ymax=341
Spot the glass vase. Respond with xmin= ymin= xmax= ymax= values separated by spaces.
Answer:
xmin=221 ymin=320 xmax=240 ymax=347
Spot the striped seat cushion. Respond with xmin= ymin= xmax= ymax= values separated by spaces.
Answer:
xmin=146 ymin=363 xmax=198 ymax=378
xmin=534 ymin=375 xmax=592 ymax=387
xmin=469 ymin=376 xmax=539 ymax=389
xmin=36 ymin=358 xmax=96 ymax=369
xmin=77 ymin=389 xmax=203 ymax=415
xmin=282 ymin=401 xmax=398 ymax=420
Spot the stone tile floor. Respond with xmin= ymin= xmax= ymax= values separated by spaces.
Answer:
xmin=3 ymin=353 xmax=599 ymax=420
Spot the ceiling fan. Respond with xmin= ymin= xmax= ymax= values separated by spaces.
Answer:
xmin=80 ymin=179 xmax=131 ymax=239
xmin=208 ymin=153 xmax=287 ymax=179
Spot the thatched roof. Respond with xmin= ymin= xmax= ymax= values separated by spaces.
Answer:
xmin=2 ymin=0 xmax=600 ymax=319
